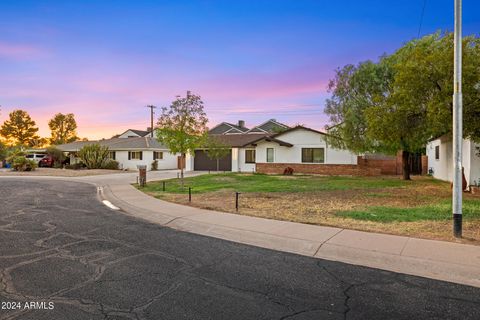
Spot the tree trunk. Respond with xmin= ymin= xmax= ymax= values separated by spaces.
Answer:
xmin=180 ymin=153 xmax=185 ymax=189
xmin=216 ymin=159 xmax=219 ymax=172
xmin=401 ymin=150 xmax=411 ymax=180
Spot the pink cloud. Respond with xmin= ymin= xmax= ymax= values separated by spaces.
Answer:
xmin=0 ymin=42 xmax=46 ymax=60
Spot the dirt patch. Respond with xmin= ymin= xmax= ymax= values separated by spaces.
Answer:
xmin=156 ymin=182 xmax=480 ymax=245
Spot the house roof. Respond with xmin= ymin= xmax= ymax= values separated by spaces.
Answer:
xmin=246 ymin=119 xmax=290 ymax=134
xmin=270 ymin=125 xmax=328 ymax=138
xmin=208 ymin=133 xmax=269 ymax=148
xmin=56 ymin=137 xmax=168 ymax=152
xmin=208 ymin=122 xmax=249 ymax=134
xmin=120 ymin=129 xmax=151 ymax=137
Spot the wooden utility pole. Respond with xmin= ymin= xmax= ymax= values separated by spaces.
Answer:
xmin=146 ymin=105 xmax=157 ymax=137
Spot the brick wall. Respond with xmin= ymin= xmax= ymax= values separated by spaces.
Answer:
xmin=357 ymin=157 xmax=399 ymax=175
xmin=256 ymin=163 xmax=381 ymax=176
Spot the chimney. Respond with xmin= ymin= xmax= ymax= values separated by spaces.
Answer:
xmin=238 ymin=120 xmax=245 ymax=128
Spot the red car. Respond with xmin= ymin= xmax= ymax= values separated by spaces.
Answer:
xmin=39 ymin=156 xmax=54 ymax=168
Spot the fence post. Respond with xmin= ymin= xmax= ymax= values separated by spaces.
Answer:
xmin=162 ymin=181 xmax=166 ymax=192
xmin=235 ymin=192 xmax=240 ymax=211
xmin=189 ymin=187 xmax=192 ymax=202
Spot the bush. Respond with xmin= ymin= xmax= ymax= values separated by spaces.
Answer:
xmin=65 ymin=163 xmax=85 ymax=170
xmin=11 ymin=156 xmax=37 ymax=171
xmin=78 ymin=144 xmax=110 ymax=169
xmin=151 ymin=160 xmax=158 ymax=171
xmin=102 ymin=160 xmax=119 ymax=170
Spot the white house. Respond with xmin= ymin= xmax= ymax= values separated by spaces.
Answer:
xmin=186 ymin=125 xmax=359 ymax=174
xmin=426 ymin=134 xmax=480 ymax=186
xmin=57 ymin=136 xmax=178 ymax=171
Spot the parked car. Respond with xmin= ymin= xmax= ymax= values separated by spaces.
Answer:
xmin=39 ymin=155 xmax=54 ymax=168
xmin=25 ymin=153 xmax=47 ymax=163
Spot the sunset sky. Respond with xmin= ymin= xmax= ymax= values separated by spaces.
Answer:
xmin=1 ymin=0 xmax=479 ymax=139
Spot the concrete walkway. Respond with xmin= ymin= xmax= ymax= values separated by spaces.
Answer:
xmin=3 ymin=171 xmax=480 ymax=288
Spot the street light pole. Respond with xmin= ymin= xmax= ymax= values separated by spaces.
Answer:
xmin=452 ymin=0 xmax=463 ymax=238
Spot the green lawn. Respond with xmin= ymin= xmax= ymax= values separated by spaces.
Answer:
xmin=139 ymin=173 xmax=480 ymax=242
xmin=337 ymin=200 xmax=480 ymax=222
xmin=142 ymin=172 xmax=415 ymax=194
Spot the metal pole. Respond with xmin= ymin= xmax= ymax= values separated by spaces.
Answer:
xmin=189 ymin=187 xmax=192 ymax=202
xmin=162 ymin=181 xmax=166 ymax=192
xmin=453 ymin=0 xmax=463 ymax=238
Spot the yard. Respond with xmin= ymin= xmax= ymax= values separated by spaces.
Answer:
xmin=139 ymin=173 xmax=480 ymax=244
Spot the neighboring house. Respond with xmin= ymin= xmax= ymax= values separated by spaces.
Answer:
xmin=426 ymin=134 xmax=480 ymax=186
xmin=117 ymin=128 xmax=152 ymax=138
xmin=186 ymin=125 xmax=360 ymax=174
xmin=246 ymin=119 xmax=289 ymax=134
xmin=56 ymin=136 xmax=178 ymax=171
xmin=208 ymin=121 xmax=250 ymax=134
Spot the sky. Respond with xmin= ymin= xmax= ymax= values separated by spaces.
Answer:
xmin=0 ymin=0 xmax=479 ymax=140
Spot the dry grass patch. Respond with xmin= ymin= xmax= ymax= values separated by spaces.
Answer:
xmin=141 ymin=173 xmax=480 ymax=245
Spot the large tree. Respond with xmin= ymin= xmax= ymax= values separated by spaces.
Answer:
xmin=0 ymin=110 xmax=39 ymax=146
xmin=325 ymin=32 xmax=480 ymax=180
xmin=49 ymin=113 xmax=78 ymax=145
xmin=156 ymin=91 xmax=208 ymax=187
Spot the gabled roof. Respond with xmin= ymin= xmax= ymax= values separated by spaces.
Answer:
xmin=56 ymin=137 xmax=168 ymax=152
xmin=207 ymin=133 xmax=268 ymax=148
xmin=120 ymin=129 xmax=151 ymax=137
xmin=208 ymin=122 xmax=249 ymax=134
xmin=270 ymin=125 xmax=328 ymax=138
xmin=246 ymin=119 xmax=289 ymax=134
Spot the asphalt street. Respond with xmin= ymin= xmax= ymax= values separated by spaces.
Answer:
xmin=0 ymin=179 xmax=479 ymax=320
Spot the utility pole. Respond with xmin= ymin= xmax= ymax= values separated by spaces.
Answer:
xmin=452 ymin=0 xmax=463 ymax=238
xmin=146 ymin=105 xmax=157 ymax=138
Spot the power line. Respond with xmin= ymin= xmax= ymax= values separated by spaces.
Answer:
xmin=417 ymin=0 xmax=428 ymax=38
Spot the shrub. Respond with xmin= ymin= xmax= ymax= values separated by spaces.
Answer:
xmin=283 ymin=167 xmax=294 ymax=175
xmin=65 ymin=163 xmax=85 ymax=170
xmin=102 ymin=160 xmax=119 ymax=170
xmin=11 ymin=156 xmax=37 ymax=171
xmin=151 ymin=160 xmax=158 ymax=171
xmin=78 ymin=144 xmax=110 ymax=169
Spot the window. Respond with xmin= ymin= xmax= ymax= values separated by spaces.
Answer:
xmin=245 ymin=150 xmax=256 ymax=163
xmin=302 ymin=148 xmax=325 ymax=163
xmin=108 ymin=151 xmax=116 ymax=160
xmin=128 ymin=151 xmax=143 ymax=160
xmin=266 ymin=148 xmax=274 ymax=163
xmin=153 ymin=151 xmax=163 ymax=160
xmin=435 ymin=146 xmax=440 ymax=160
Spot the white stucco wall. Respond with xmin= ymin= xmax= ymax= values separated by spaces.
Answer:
xmin=237 ymin=148 xmax=256 ymax=172
xmin=426 ymin=136 xmax=476 ymax=185
xmin=255 ymin=129 xmax=357 ymax=165
xmin=115 ymin=150 xmax=177 ymax=171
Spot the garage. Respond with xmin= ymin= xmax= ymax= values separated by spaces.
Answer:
xmin=194 ymin=150 xmax=232 ymax=171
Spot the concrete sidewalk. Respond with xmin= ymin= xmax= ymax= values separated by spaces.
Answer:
xmin=99 ymin=181 xmax=480 ymax=288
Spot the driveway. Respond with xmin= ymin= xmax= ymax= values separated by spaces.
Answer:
xmin=1 ymin=179 xmax=479 ymax=320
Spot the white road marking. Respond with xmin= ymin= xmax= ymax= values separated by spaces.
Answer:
xmin=102 ymin=200 xmax=120 ymax=210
